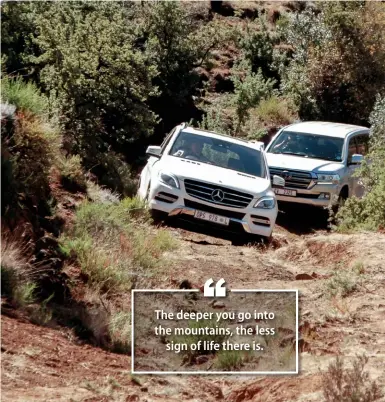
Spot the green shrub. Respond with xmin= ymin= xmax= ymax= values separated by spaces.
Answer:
xmin=325 ymin=271 xmax=358 ymax=298
xmin=108 ymin=311 xmax=131 ymax=354
xmin=1 ymin=77 xmax=61 ymax=217
xmin=33 ymin=2 xmax=158 ymax=161
xmin=336 ymin=95 xmax=385 ymax=231
xmin=60 ymin=198 xmax=176 ymax=293
xmin=231 ymin=60 xmax=276 ymax=132
xmin=255 ymin=96 xmax=298 ymax=126
xmin=0 ymin=237 xmax=37 ymax=307
xmin=2 ymin=77 xmax=48 ymax=116
xmin=58 ymin=154 xmax=87 ymax=192
xmin=12 ymin=282 xmax=37 ymax=308
xmin=279 ymin=3 xmax=385 ymax=124
xmin=91 ymin=152 xmax=138 ymax=198
xmin=215 ymin=349 xmax=244 ymax=371
xmin=86 ymin=181 xmax=120 ymax=205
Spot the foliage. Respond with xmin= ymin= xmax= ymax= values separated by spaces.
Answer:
xmin=239 ymin=17 xmax=279 ymax=80
xmin=60 ymin=198 xmax=176 ymax=293
xmin=0 ymin=2 xmax=39 ymax=75
xmin=1 ymin=77 xmax=60 ymax=218
xmin=0 ymin=236 xmax=37 ymax=308
xmin=215 ymin=349 xmax=244 ymax=371
xmin=336 ymin=96 xmax=385 ymax=231
xmin=279 ymin=2 xmax=385 ymax=124
xmin=32 ymin=2 xmax=159 ymax=160
xmin=172 ymin=319 xmax=228 ymax=362
xmin=254 ymin=95 xmax=298 ymax=126
xmin=325 ymin=271 xmax=358 ymax=298
xmin=323 ymin=355 xmax=383 ymax=402
xmin=2 ymin=76 xmax=48 ymax=116
xmin=91 ymin=151 xmax=137 ymax=198
xmin=231 ymin=59 xmax=276 ymax=132
xmin=108 ymin=311 xmax=131 ymax=354
xmin=58 ymin=154 xmax=87 ymax=192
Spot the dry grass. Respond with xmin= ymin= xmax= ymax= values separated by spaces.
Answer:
xmin=323 ymin=355 xmax=383 ymax=402
xmin=60 ymin=198 xmax=176 ymax=293
xmin=58 ymin=197 xmax=177 ymax=354
xmin=1 ymin=236 xmax=36 ymax=306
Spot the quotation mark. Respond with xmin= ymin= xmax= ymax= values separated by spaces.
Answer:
xmin=204 ymin=278 xmax=226 ymax=297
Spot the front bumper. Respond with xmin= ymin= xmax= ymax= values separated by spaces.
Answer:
xmin=148 ymin=182 xmax=277 ymax=238
xmin=274 ymin=183 xmax=341 ymax=207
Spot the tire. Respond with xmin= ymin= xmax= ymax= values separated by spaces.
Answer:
xmin=332 ymin=188 xmax=348 ymax=214
xmin=150 ymin=209 xmax=168 ymax=224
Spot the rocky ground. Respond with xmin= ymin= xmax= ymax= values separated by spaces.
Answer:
xmin=2 ymin=203 xmax=385 ymax=401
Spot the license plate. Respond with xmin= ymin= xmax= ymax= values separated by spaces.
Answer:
xmin=273 ymin=188 xmax=297 ymax=197
xmin=194 ymin=210 xmax=230 ymax=226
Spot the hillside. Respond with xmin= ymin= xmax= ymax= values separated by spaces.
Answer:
xmin=1 ymin=1 xmax=385 ymax=401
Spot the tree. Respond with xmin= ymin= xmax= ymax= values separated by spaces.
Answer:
xmin=32 ymin=2 xmax=159 ymax=161
xmin=279 ymin=2 xmax=385 ymax=124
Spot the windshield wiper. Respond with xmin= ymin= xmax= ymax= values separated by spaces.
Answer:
xmin=274 ymin=151 xmax=308 ymax=157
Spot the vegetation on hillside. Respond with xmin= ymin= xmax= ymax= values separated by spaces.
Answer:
xmin=1 ymin=0 xmax=385 ymax=355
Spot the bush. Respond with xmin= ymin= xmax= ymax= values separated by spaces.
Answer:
xmin=90 ymin=152 xmax=137 ymax=198
xmin=0 ymin=236 xmax=37 ymax=307
xmin=1 ymin=77 xmax=61 ymax=218
xmin=86 ymin=181 xmax=120 ymax=205
xmin=33 ymin=2 xmax=158 ymax=161
xmin=255 ymin=96 xmax=298 ymax=126
xmin=172 ymin=319 xmax=229 ymax=363
xmin=231 ymin=60 xmax=276 ymax=132
xmin=108 ymin=311 xmax=131 ymax=354
xmin=215 ymin=349 xmax=244 ymax=371
xmin=336 ymin=95 xmax=385 ymax=231
xmin=323 ymin=355 xmax=383 ymax=402
xmin=279 ymin=3 xmax=385 ymax=124
xmin=2 ymin=77 xmax=48 ymax=116
xmin=60 ymin=198 xmax=176 ymax=293
xmin=58 ymin=154 xmax=87 ymax=192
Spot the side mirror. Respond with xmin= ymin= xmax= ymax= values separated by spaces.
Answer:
xmin=272 ymin=175 xmax=285 ymax=187
xmin=146 ymin=145 xmax=162 ymax=158
xmin=349 ymin=154 xmax=364 ymax=165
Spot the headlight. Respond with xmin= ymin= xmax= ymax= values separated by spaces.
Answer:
xmin=159 ymin=171 xmax=180 ymax=189
xmin=254 ymin=196 xmax=276 ymax=209
xmin=316 ymin=174 xmax=340 ymax=184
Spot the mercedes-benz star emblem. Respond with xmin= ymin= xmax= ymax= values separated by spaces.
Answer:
xmin=211 ymin=189 xmax=225 ymax=202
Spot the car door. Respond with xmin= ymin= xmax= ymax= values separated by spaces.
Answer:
xmin=346 ymin=134 xmax=369 ymax=198
xmin=138 ymin=128 xmax=175 ymax=199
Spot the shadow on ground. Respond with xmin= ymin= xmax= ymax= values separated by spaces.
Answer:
xmin=159 ymin=202 xmax=331 ymax=244
xmin=162 ymin=216 xmax=267 ymax=246
xmin=276 ymin=202 xmax=330 ymax=235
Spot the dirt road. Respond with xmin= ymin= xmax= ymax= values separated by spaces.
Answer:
xmin=2 ymin=205 xmax=385 ymax=401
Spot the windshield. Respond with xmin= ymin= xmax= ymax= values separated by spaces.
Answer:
xmin=267 ymin=131 xmax=344 ymax=162
xmin=169 ymin=131 xmax=265 ymax=178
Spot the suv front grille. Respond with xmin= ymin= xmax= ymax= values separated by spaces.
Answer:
xmin=184 ymin=179 xmax=253 ymax=209
xmin=269 ymin=168 xmax=313 ymax=189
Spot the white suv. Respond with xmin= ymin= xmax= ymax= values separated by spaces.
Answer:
xmin=138 ymin=123 xmax=284 ymax=239
xmin=265 ymin=121 xmax=370 ymax=208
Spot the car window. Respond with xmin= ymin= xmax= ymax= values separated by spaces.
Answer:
xmin=268 ymin=131 xmax=344 ymax=162
xmin=355 ymin=134 xmax=369 ymax=156
xmin=169 ymin=130 xmax=265 ymax=178
xmin=347 ymin=137 xmax=358 ymax=162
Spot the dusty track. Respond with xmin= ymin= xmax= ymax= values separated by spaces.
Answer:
xmin=2 ymin=205 xmax=385 ymax=401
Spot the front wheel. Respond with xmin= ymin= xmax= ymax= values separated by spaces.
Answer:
xmin=332 ymin=189 xmax=348 ymax=215
xmin=150 ymin=209 xmax=168 ymax=224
